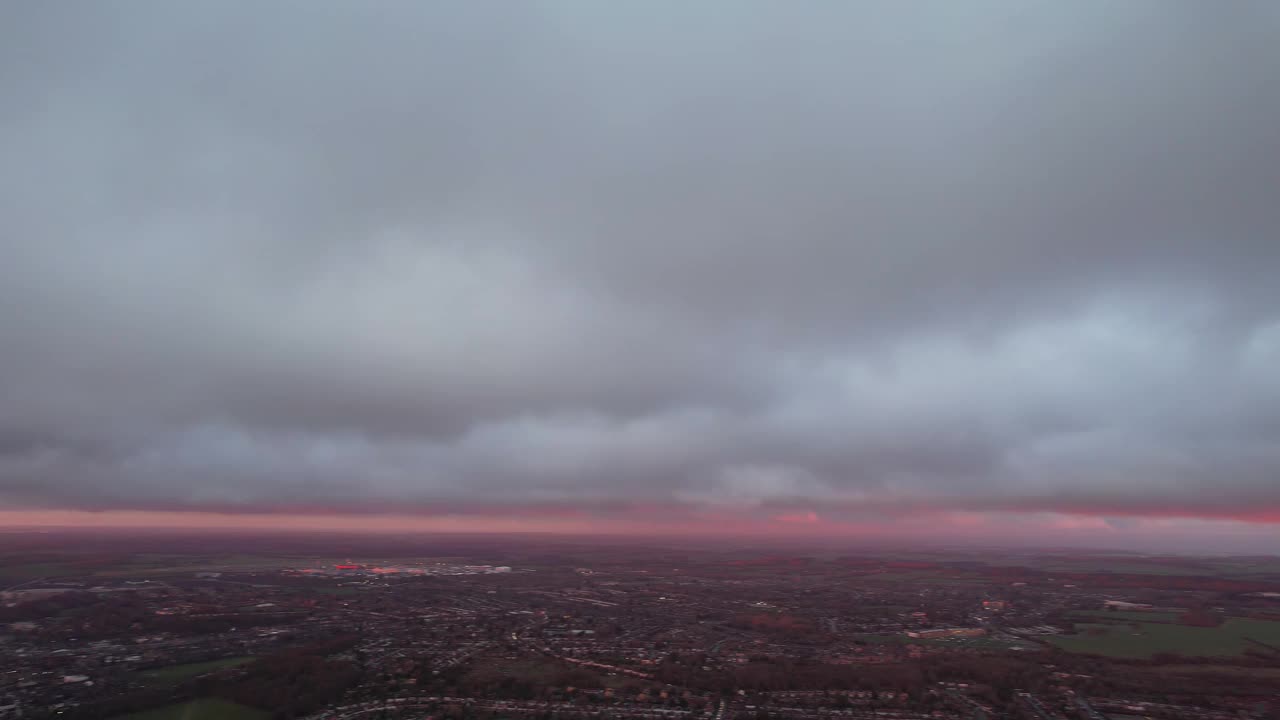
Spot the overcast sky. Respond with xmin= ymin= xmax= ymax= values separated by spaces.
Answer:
xmin=2 ymin=2 xmax=1279 ymax=546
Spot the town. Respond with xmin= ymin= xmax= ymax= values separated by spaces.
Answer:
xmin=3 ymin=531 xmax=1280 ymax=719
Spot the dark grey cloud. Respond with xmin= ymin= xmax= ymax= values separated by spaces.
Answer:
xmin=2 ymin=1 xmax=1279 ymax=522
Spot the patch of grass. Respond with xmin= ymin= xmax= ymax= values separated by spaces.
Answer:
xmin=860 ymin=571 xmax=923 ymax=581
xmin=1070 ymin=610 xmax=1181 ymax=623
xmin=1229 ymin=617 xmax=1280 ymax=646
xmin=849 ymin=633 xmax=910 ymax=645
xmin=1050 ymin=618 xmax=1280 ymax=659
xmin=921 ymin=634 xmax=1037 ymax=650
xmin=855 ymin=605 xmax=915 ymax=615
xmin=861 ymin=570 xmax=983 ymax=585
xmin=1134 ymin=664 xmax=1280 ymax=679
xmin=1214 ymin=558 xmax=1280 ymax=576
xmin=471 ymin=656 xmax=637 ymax=690
xmin=0 ymin=562 xmax=79 ymax=579
xmin=135 ymin=657 xmax=255 ymax=686
xmin=1040 ymin=562 xmax=1216 ymax=576
xmin=94 ymin=554 xmax=307 ymax=577
xmin=113 ymin=698 xmax=270 ymax=720
xmin=850 ymin=632 xmax=1030 ymax=650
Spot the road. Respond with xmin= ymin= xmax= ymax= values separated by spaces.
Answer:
xmin=309 ymin=695 xmax=952 ymax=720
xmin=1 ymin=576 xmax=48 ymax=593
xmin=307 ymin=696 xmax=695 ymax=720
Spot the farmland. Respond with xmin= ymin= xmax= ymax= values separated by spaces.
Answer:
xmin=0 ymin=561 xmax=81 ymax=579
xmin=1068 ymin=610 xmax=1181 ymax=623
xmin=114 ymin=697 xmax=270 ymax=720
xmin=134 ymin=657 xmax=256 ymax=687
xmin=9 ymin=530 xmax=1280 ymax=720
xmin=1050 ymin=617 xmax=1280 ymax=659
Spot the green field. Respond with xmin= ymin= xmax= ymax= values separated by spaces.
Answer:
xmin=0 ymin=562 xmax=80 ymax=579
xmin=850 ymin=631 xmax=1033 ymax=651
xmin=468 ymin=655 xmax=638 ymax=690
xmin=1030 ymin=555 xmax=1280 ymax=580
xmin=861 ymin=570 xmax=984 ymax=585
xmin=1050 ymin=618 xmax=1280 ymax=659
xmin=135 ymin=657 xmax=255 ymax=686
xmin=850 ymin=632 xmax=910 ymax=644
xmin=114 ymin=698 xmax=269 ymax=720
xmin=1039 ymin=561 xmax=1217 ymax=576
xmin=1135 ymin=664 xmax=1280 ymax=679
xmin=1069 ymin=610 xmax=1181 ymax=623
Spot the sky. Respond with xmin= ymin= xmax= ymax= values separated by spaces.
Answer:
xmin=2 ymin=2 xmax=1279 ymax=551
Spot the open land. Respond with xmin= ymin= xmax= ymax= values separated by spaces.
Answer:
xmin=4 ymin=530 xmax=1280 ymax=720
xmin=116 ymin=697 xmax=270 ymax=720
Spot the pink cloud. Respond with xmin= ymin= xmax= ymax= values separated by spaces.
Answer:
xmin=774 ymin=511 xmax=821 ymax=524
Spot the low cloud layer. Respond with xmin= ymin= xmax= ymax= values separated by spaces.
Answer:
xmin=2 ymin=2 xmax=1279 ymax=536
